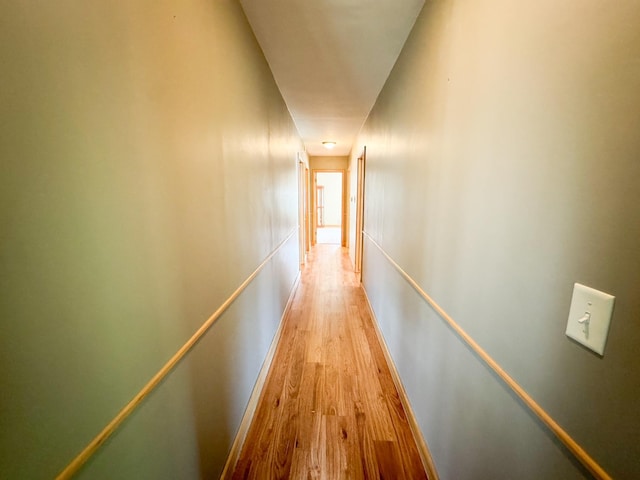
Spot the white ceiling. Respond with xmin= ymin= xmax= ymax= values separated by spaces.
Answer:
xmin=240 ymin=0 xmax=425 ymax=156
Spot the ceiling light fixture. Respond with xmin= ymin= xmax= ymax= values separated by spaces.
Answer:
xmin=322 ymin=141 xmax=337 ymax=149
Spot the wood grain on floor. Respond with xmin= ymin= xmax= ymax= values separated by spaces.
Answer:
xmin=231 ymin=244 xmax=427 ymax=480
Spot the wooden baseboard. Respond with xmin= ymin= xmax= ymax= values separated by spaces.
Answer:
xmin=362 ymin=288 xmax=440 ymax=480
xmin=220 ymin=272 xmax=302 ymax=479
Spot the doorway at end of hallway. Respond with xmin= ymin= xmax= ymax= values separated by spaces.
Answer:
xmin=315 ymin=171 xmax=343 ymax=245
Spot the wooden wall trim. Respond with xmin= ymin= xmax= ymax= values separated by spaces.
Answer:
xmin=220 ymin=272 xmax=301 ymax=479
xmin=55 ymin=229 xmax=299 ymax=480
xmin=362 ymin=288 xmax=440 ymax=480
xmin=362 ymin=231 xmax=612 ymax=480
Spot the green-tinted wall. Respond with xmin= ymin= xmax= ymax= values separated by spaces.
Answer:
xmin=0 ymin=0 xmax=301 ymax=478
xmin=351 ymin=0 xmax=640 ymax=478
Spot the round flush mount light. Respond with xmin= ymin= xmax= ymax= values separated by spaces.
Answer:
xmin=322 ymin=141 xmax=337 ymax=149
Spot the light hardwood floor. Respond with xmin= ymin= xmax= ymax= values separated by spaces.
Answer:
xmin=231 ymin=245 xmax=427 ymax=479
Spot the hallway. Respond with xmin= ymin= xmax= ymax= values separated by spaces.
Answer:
xmin=2 ymin=1 xmax=638 ymax=478
xmin=231 ymin=245 xmax=427 ymax=479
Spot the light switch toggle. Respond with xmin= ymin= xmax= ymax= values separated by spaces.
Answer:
xmin=576 ymin=311 xmax=591 ymax=337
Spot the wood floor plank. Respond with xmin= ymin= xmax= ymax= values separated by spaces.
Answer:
xmin=374 ymin=440 xmax=404 ymax=480
xmin=231 ymin=245 xmax=427 ymax=479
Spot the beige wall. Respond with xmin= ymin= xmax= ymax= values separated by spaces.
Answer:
xmin=309 ymin=155 xmax=349 ymax=171
xmin=353 ymin=0 xmax=640 ymax=478
xmin=0 ymin=1 xmax=301 ymax=478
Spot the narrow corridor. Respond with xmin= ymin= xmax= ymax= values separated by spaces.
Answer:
xmin=231 ymin=245 xmax=427 ymax=479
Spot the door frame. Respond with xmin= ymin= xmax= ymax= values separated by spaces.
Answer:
xmin=354 ymin=147 xmax=366 ymax=278
xmin=297 ymin=158 xmax=306 ymax=265
xmin=305 ymin=166 xmax=311 ymax=253
xmin=311 ymin=169 xmax=347 ymax=247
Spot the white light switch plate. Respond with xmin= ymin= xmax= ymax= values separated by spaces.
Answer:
xmin=565 ymin=283 xmax=615 ymax=355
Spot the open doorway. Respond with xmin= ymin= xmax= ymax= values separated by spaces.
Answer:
xmin=315 ymin=171 xmax=343 ymax=245
xmin=354 ymin=148 xmax=366 ymax=280
xmin=298 ymin=158 xmax=311 ymax=265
